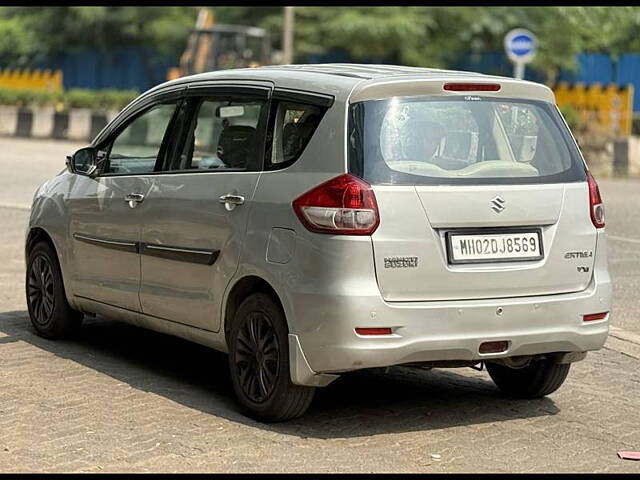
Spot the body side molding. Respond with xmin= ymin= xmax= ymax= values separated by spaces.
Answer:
xmin=73 ymin=233 xmax=219 ymax=265
xmin=140 ymin=242 xmax=220 ymax=265
xmin=72 ymin=233 xmax=139 ymax=253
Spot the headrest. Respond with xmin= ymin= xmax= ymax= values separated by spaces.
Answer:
xmin=402 ymin=120 xmax=445 ymax=160
xmin=218 ymin=125 xmax=256 ymax=143
xmin=217 ymin=125 xmax=256 ymax=168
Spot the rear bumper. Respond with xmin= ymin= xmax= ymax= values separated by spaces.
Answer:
xmin=292 ymin=274 xmax=612 ymax=376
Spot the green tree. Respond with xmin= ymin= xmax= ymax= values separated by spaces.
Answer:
xmin=0 ymin=6 xmax=197 ymax=63
xmin=0 ymin=15 xmax=37 ymax=67
xmin=3 ymin=6 xmax=640 ymax=86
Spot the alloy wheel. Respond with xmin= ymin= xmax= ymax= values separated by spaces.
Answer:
xmin=27 ymin=254 xmax=55 ymax=326
xmin=234 ymin=312 xmax=280 ymax=403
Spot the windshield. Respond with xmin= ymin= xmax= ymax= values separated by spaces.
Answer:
xmin=348 ymin=95 xmax=586 ymax=185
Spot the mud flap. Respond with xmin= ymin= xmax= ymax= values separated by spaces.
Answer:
xmin=288 ymin=334 xmax=339 ymax=387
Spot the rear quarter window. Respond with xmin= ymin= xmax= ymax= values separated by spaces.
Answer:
xmin=265 ymin=101 xmax=326 ymax=170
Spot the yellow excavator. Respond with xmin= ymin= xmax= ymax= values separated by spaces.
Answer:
xmin=168 ymin=9 xmax=273 ymax=80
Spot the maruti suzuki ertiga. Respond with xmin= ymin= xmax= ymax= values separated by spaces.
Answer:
xmin=25 ymin=64 xmax=611 ymax=421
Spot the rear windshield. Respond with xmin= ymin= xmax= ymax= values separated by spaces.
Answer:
xmin=348 ymin=95 xmax=587 ymax=185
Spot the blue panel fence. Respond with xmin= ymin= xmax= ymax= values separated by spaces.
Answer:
xmin=34 ymin=47 xmax=176 ymax=93
xmin=454 ymin=52 xmax=640 ymax=112
xmin=24 ymin=48 xmax=640 ymax=112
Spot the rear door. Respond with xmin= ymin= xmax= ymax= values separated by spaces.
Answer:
xmin=138 ymin=83 xmax=271 ymax=332
xmin=349 ymin=91 xmax=596 ymax=301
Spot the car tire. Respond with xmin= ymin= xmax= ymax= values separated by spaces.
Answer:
xmin=486 ymin=358 xmax=570 ymax=398
xmin=228 ymin=292 xmax=315 ymax=422
xmin=26 ymin=241 xmax=83 ymax=339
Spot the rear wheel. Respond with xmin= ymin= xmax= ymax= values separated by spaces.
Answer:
xmin=228 ymin=293 xmax=315 ymax=422
xmin=486 ymin=358 xmax=570 ymax=398
xmin=26 ymin=241 xmax=83 ymax=339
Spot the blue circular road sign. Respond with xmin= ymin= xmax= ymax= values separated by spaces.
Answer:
xmin=504 ymin=28 xmax=537 ymax=63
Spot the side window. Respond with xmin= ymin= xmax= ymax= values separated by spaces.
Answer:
xmin=268 ymin=102 xmax=324 ymax=168
xmin=105 ymin=103 xmax=178 ymax=175
xmin=178 ymin=97 xmax=266 ymax=171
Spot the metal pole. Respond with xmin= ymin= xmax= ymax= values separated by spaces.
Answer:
xmin=282 ymin=6 xmax=295 ymax=64
xmin=514 ymin=61 xmax=525 ymax=80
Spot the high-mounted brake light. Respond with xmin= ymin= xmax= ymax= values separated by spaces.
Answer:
xmin=443 ymin=83 xmax=501 ymax=92
xmin=587 ymin=172 xmax=605 ymax=229
xmin=292 ymin=174 xmax=380 ymax=235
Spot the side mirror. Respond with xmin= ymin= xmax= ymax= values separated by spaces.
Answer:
xmin=66 ymin=147 xmax=98 ymax=176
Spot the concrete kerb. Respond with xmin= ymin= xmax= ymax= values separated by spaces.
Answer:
xmin=0 ymin=106 xmax=117 ymax=142
xmin=0 ymin=106 xmax=18 ymax=136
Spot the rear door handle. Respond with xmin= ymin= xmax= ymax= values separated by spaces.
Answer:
xmin=124 ymin=193 xmax=145 ymax=208
xmin=219 ymin=194 xmax=245 ymax=211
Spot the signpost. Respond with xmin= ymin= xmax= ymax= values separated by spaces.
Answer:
xmin=504 ymin=28 xmax=537 ymax=80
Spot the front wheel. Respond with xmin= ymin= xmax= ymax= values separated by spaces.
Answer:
xmin=228 ymin=293 xmax=315 ymax=422
xmin=26 ymin=241 xmax=83 ymax=339
xmin=486 ymin=358 xmax=570 ymax=398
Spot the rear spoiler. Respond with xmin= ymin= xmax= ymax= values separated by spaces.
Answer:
xmin=349 ymin=77 xmax=555 ymax=104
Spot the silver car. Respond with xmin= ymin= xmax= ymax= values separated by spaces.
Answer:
xmin=25 ymin=64 xmax=611 ymax=421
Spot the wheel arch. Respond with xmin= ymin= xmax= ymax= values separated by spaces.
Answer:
xmin=25 ymin=226 xmax=55 ymax=257
xmin=223 ymin=275 xmax=286 ymax=344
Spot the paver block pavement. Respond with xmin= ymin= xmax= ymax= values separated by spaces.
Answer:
xmin=0 ymin=310 xmax=639 ymax=473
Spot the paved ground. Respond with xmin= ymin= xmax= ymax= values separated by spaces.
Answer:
xmin=599 ymin=178 xmax=640 ymax=334
xmin=1 ymin=136 xmax=639 ymax=473
xmin=0 ymin=137 xmax=83 ymax=209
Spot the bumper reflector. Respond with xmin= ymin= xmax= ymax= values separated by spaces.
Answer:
xmin=583 ymin=312 xmax=608 ymax=322
xmin=479 ymin=341 xmax=509 ymax=354
xmin=355 ymin=327 xmax=393 ymax=336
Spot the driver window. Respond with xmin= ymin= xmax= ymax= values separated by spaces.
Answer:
xmin=106 ymin=103 xmax=178 ymax=175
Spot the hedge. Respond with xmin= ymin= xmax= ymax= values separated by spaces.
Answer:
xmin=0 ymin=87 xmax=139 ymax=111
xmin=558 ymin=105 xmax=580 ymax=133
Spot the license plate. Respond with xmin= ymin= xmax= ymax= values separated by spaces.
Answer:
xmin=446 ymin=229 xmax=543 ymax=264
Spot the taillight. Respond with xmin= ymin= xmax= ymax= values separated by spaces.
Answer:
xmin=292 ymin=174 xmax=380 ymax=235
xmin=587 ymin=172 xmax=605 ymax=229
xmin=443 ymin=83 xmax=501 ymax=92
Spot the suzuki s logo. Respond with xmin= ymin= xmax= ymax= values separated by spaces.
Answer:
xmin=491 ymin=196 xmax=506 ymax=213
